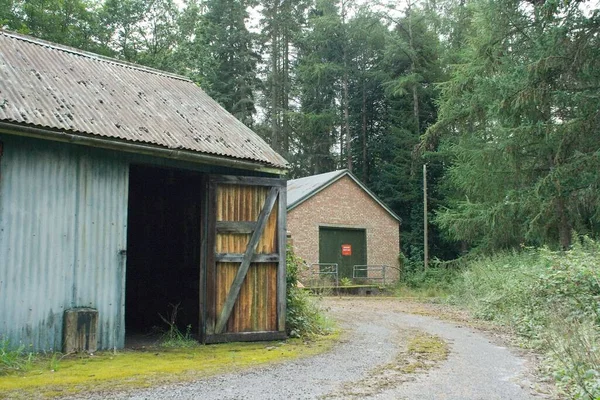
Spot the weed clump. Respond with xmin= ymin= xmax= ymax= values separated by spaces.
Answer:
xmin=286 ymin=245 xmax=333 ymax=338
xmin=158 ymin=303 xmax=199 ymax=348
xmin=0 ymin=339 xmax=35 ymax=375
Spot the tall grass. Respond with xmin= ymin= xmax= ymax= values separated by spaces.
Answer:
xmin=0 ymin=339 xmax=35 ymax=375
xmin=449 ymin=239 xmax=600 ymax=399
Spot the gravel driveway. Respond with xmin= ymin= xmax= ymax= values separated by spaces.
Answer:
xmin=81 ymin=297 xmax=546 ymax=400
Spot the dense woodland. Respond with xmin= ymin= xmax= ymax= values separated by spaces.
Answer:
xmin=2 ymin=0 xmax=599 ymax=263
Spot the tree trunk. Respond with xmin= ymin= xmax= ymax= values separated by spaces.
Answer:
xmin=341 ymin=0 xmax=352 ymax=172
xmin=362 ymin=78 xmax=367 ymax=182
xmin=407 ymin=0 xmax=420 ymax=133
xmin=556 ymin=197 xmax=572 ymax=250
xmin=282 ymin=25 xmax=290 ymax=155
xmin=344 ymin=75 xmax=352 ymax=171
xmin=270 ymin=4 xmax=280 ymax=153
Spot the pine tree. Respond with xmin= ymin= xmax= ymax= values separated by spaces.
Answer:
xmin=292 ymin=0 xmax=344 ymax=176
xmin=259 ymin=0 xmax=310 ymax=155
xmin=372 ymin=4 xmax=446 ymax=261
xmin=201 ymin=0 xmax=260 ymax=126
xmin=430 ymin=0 xmax=600 ymax=250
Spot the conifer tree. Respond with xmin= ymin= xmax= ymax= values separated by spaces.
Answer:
xmin=259 ymin=0 xmax=310 ymax=155
xmin=429 ymin=0 xmax=600 ymax=250
xmin=201 ymin=0 xmax=260 ymax=126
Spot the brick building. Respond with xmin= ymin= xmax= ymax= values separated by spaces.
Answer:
xmin=287 ymin=170 xmax=400 ymax=284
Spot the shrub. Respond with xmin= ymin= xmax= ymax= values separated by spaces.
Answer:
xmin=286 ymin=245 xmax=333 ymax=338
xmin=395 ymin=251 xmax=460 ymax=297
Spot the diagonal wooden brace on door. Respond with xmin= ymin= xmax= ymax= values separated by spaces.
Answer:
xmin=215 ymin=186 xmax=280 ymax=334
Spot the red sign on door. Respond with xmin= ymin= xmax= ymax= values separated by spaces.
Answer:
xmin=341 ymin=244 xmax=352 ymax=256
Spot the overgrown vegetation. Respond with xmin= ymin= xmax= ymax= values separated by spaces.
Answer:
xmin=448 ymin=238 xmax=600 ymax=399
xmin=0 ymin=339 xmax=35 ymax=375
xmin=394 ymin=253 xmax=459 ymax=298
xmin=286 ymin=245 xmax=333 ymax=338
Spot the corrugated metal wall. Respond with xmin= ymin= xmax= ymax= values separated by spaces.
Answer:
xmin=0 ymin=136 xmax=129 ymax=351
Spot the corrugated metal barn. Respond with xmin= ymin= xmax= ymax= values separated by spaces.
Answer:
xmin=0 ymin=30 xmax=288 ymax=351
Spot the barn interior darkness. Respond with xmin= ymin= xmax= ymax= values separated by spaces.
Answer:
xmin=126 ymin=165 xmax=203 ymax=335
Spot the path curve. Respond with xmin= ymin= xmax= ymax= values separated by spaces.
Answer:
xmin=82 ymin=298 xmax=542 ymax=400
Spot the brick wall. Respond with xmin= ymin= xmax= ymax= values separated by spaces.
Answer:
xmin=287 ymin=175 xmax=400 ymax=283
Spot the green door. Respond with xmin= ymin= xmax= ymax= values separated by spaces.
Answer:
xmin=319 ymin=227 xmax=367 ymax=280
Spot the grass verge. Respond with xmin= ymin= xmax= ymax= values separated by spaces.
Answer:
xmin=0 ymin=334 xmax=338 ymax=399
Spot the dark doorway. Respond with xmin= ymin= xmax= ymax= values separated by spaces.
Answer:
xmin=319 ymin=227 xmax=367 ymax=279
xmin=125 ymin=165 xmax=203 ymax=335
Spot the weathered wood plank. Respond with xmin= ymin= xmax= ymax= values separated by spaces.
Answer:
xmin=204 ymin=330 xmax=287 ymax=344
xmin=213 ymin=175 xmax=286 ymax=187
xmin=277 ymin=187 xmax=287 ymax=332
xmin=199 ymin=176 xmax=209 ymax=341
xmin=205 ymin=178 xmax=218 ymax=336
xmin=216 ymin=221 xmax=256 ymax=234
xmin=214 ymin=186 xmax=279 ymax=334
xmin=215 ymin=253 xmax=279 ymax=263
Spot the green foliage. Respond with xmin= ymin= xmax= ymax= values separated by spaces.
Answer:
xmin=429 ymin=0 xmax=600 ymax=251
xmin=201 ymin=0 xmax=260 ymax=126
xmin=0 ymin=339 xmax=35 ymax=375
xmin=339 ymin=277 xmax=352 ymax=287
xmin=449 ymin=239 xmax=600 ymax=398
xmin=395 ymin=252 xmax=459 ymax=298
xmin=286 ymin=245 xmax=333 ymax=338
xmin=8 ymin=0 xmax=599 ymax=265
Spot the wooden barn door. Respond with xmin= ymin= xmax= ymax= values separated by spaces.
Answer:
xmin=203 ymin=175 xmax=287 ymax=343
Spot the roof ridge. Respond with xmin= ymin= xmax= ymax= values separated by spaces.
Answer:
xmin=0 ymin=29 xmax=193 ymax=83
xmin=286 ymin=169 xmax=401 ymax=222
xmin=288 ymin=169 xmax=346 ymax=183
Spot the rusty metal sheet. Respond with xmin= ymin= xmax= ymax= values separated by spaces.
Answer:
xmin=0 ymin=30 xmax=288 ymax=169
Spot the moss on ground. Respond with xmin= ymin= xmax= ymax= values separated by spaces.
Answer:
xmin=0 ymin=334 xmax=338 ymax=399
xmin=399 ymin=331 xmax=450 ymax=374
xmin=322 ymin=329 xmax=449 ymax=399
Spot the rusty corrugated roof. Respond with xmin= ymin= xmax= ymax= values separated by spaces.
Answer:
xmin=0 ymin=30 xmax=288 ymax=169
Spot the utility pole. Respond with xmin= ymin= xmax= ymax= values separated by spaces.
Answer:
xmin=423 ymin=164 xmax=429 ymax=270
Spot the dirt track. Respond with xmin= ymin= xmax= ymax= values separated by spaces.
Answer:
xmin=75 ymin=297 xmax=549 ymax=400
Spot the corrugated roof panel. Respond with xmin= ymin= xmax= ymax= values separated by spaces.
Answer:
xmin=287 ymin=169 xmax=401 ymax=222
xmin=0 ymin=31 xmax=288 ymax=169
xmin=287 ymin=170 xmax=346 ymax=207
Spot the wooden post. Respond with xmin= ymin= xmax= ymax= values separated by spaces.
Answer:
xmin=423 ymin=164 xmax=429 ymax=270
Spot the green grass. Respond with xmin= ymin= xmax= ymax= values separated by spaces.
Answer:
xmin=0 ymin=335 xmax=338 ymax=399
xmin=0 ymin=340 xmax=35 ymax=375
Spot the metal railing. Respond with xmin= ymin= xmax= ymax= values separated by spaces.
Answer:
xmin=352 ymin=265 xmax=388 ymax=285
xmin=309 ymin=263 xmax=339 ymax=287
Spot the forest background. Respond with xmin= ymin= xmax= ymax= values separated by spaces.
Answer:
xmin=1 ymin=0 xmax=599 ymax=266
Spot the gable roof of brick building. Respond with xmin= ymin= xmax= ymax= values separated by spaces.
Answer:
xmin=287 ymin=169 xmax=401 ymax=222
xmin=0 ymin=30 xmax=287 ymax=170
